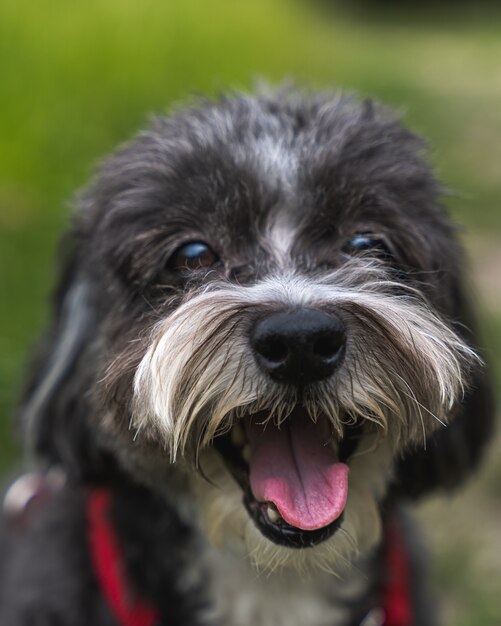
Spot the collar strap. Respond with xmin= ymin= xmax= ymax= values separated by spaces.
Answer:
xmin=86 ymin=488 xmax=412 ymax=626
xmin=381 ymin=515 xmax=413 ymax=626
xmin=87 ymin=488 xmax=160 ymax=626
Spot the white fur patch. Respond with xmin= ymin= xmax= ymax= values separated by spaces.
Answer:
xmin=251 ymin=134 xmax=299 ymax=190
xmin=262 ymin=211 xmax=296 ymax=266
xmin=202 ymin=556 xmax=362 ymax=626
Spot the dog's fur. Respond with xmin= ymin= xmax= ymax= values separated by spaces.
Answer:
xmin=0 ymin=88 xmax=495 ymax=626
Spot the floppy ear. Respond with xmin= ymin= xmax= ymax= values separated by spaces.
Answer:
xmin=18 ymin=236 xmax=106 ymax=479
xmin=392 ymin=273 xmax=496 ymax=499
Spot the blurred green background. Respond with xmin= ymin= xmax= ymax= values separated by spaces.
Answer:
xmin=0 ymin=1 xmax=500 ymax=624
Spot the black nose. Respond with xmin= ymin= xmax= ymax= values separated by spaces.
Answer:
xmin=250 ymin=309 xmax=346 ymax=386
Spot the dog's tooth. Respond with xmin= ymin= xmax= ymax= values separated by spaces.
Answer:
xmin=266 ymin=504 xmax=280 ymax=524
xmin=231 ymin=422 xmax=246 ymax=447
xmin=242 ymin=445 xmax=251 ymax=463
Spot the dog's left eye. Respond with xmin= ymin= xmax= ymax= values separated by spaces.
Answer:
xmin=170 ymin=241 xmax=218 ymax=271
xmin=343 ymin=232 xmax=393 ymax=257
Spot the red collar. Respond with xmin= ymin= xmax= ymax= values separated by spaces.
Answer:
xmin=381 ymin=516 xmax=413 ymax=626
xmin=86 ymin=488 xmax=413 ymax=626
xmin=87 ymin=489 xmax=160 ymax=626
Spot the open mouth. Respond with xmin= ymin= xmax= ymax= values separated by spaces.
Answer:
xmin=213 ymin=407 xmax=363 ymax=549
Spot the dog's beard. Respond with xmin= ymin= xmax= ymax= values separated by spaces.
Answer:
xmin=188 ymin=433 xmax=391 ymax=577
xmin=130 ymin=260 xmax=476 ymax=572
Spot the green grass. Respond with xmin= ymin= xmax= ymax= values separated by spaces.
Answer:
xmin=1 ymin=1 xmax=500 ymax=621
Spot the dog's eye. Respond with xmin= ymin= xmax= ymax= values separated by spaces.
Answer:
xmin=343 ymin=232 xmax=393 ymax=258
xmin=170 ymin=241 xmax=218 ymax=271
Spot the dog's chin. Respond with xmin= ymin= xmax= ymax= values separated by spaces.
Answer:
xmin=192 ymin=408 xmax=393 ymax=575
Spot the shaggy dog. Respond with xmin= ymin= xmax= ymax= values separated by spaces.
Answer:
xmin=0 ymin=88 xmax=494 ymax=626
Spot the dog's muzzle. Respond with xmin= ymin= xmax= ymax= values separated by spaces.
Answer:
xmin=212 ymin=308 xmax=354 ymax=548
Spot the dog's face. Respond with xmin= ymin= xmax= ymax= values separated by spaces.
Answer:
xmin=23 ymin=90 xmax=493 ymax=574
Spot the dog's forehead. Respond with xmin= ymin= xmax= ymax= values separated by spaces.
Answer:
xmin=163 ymin=97 xmax=438 ymax=258
xmin=87 ymin=91 xmax=453 ymax=278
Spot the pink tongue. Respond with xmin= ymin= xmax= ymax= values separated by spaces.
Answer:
xmin=248 ymin=416 xmax=349 ymax=531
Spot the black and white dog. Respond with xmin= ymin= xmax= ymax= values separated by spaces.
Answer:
xmin=0 ymin=88 xmax=494 ymax=626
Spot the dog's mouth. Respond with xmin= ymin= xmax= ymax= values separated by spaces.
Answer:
xmin=213 ymin=407 xmax=363 ymax=548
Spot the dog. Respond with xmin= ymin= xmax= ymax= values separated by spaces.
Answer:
xmin=0 ymin=87 xmax=494 ymax=626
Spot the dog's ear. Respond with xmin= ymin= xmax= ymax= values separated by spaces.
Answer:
xmin=17 ymin=235 xmax=106 ymax=479
xmin=392 ymin=272 xmax=496 ymax=499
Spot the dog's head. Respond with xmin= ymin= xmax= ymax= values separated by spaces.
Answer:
xmin=20 ymin=89 xmax=494 ymax=573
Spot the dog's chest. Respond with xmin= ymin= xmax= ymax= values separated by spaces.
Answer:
xmin=201 ymin=552 xmax=370 ymax=626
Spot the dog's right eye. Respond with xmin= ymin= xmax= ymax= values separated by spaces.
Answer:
xmin=342 ymin=232 xmax=394 ymax=259
xmin=170 ymin=241 xmax=218 ymax=271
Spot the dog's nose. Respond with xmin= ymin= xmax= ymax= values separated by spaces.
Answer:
xmin=250 ymin=309 xmax=346 ymax=386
